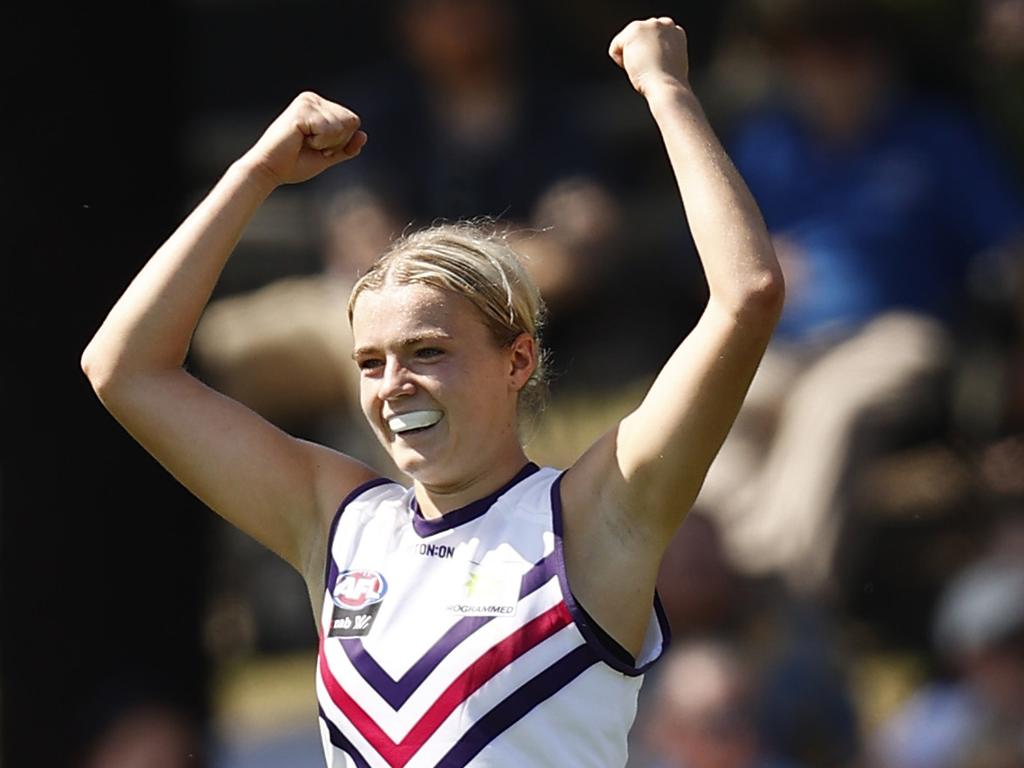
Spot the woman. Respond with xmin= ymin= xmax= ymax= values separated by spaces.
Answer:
xmin=82 ymin=18 xmax=783 ymax=768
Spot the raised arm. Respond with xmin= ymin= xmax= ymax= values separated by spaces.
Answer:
xmin=80 ymin=93 xmax=377 ymax=587
xmin=560 ymin=19 xmax=784 ymax=653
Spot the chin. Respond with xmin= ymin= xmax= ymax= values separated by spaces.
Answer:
xmin=393 ymin=450 xmax=463 ymax=488
xmin=390 ymin=446 xmax=438 ymax=478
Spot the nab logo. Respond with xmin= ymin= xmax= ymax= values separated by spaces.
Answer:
xmin=333 ymin=570 xmax=388 ymax=610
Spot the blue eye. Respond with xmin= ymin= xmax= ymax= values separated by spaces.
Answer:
xmin=358 ymin=358 xmax=384 ymax=371
xmin=416 ymin=348 xmax=443 ymax=359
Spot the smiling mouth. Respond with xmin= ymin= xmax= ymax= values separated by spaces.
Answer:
xmin=387 ymin=410 xmax=443 ymax=436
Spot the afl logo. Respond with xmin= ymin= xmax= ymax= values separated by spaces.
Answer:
xmin=333 ymin=570 xmax=388 ymax=610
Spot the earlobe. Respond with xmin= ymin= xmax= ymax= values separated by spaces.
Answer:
xmin=508 ymin=334 xmax=537 ymax=391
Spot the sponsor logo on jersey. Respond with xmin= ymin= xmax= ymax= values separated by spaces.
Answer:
xmin=329 ymin=569 xmax=388 ymax=638
xmin=418 ymin=543 xmax=455 ymax=559
xmin=333 ymin=569 xmax=387 ymax=610
xmin=448 ymin=603 xmax=516 ymax=615
xmin=446 ymin=564 xmax=520 ymax=617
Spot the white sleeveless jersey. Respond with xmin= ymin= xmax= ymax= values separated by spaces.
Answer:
xmin=316 ymin=463 xmax=670 ymax=768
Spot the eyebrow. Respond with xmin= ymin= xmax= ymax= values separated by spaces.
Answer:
xmin=351 ymin=332 xmax=453 ymax=360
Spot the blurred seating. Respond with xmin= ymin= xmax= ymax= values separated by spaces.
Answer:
xmin=869 ymin=516 xmax=1024 ymax=768
xmin=692 ymin=0 xmax=1024 ymax=597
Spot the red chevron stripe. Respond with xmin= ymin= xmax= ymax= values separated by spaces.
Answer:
xmin=318 ymin=601 xmax=572 ymax=768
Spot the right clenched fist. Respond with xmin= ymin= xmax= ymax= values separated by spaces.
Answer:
xmin=608 ymin=17 xmax=690 ymax=98
xmin=242 ymin=91 xmax=367 ymax=187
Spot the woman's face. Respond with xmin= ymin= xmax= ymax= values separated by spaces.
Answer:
xmin=350 ymin=281 xmax=533 ymax=489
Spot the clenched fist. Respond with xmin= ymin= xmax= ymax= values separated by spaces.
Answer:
xmin=242 ymin=91 xmax=367 ymax=187
xmin=608 ymin=18 xmax=690 ymax=97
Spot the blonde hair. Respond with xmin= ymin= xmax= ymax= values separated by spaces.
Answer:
xmin=348 ymin=221 xmax=549 ymax=424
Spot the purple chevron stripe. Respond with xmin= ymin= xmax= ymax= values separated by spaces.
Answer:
xmin=335 ymin=551 xmax=558 ymax=710
xmin=318 ymin=706 xmax=372 ymax=768
xmin=438 ymin=643 xmax=599 ymax=767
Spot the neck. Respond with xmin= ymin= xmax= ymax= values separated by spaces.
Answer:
xmin=413 ymin=445 xmax=531 ymax=520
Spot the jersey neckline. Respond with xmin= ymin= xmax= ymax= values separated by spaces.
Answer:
xmin=410 ymin=462 xmax=541 ymax=538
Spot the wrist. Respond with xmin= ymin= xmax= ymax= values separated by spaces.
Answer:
xmin=644 ymin=79 xmax=704 ymax=123
xmin=641 ymin=76 xmax=695 ymax=106
xmin=228 ymin=155 xmax=282 ymax=199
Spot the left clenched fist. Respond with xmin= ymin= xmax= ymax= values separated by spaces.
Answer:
xmin=242 ymin=91 xmax=367 ymax=187
xmin=608 ymin=17 xmax=690 ymax=97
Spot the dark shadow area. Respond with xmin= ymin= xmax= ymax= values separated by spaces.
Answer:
xmin=4 ymin=4 xmax=207 ymax=765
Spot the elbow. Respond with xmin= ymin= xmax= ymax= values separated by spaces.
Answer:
xmin=81 ymin=339 xmax=183 ymax=403
xmin=754 ymin=266 xmax=786 ymax=314
xmin=80 ymin=336 xmax=126 ymax=400
xmin=80 ymin=341 xmax=111 ymax=396
xmin=733 ymin=266 xmax=785 ymax=323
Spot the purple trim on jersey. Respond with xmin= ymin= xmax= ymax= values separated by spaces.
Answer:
xmin=653 ymin=589 xmax=673 ymax=655
xmin=324 ymin=477 xmax=399 ymax=593
xmin=549 ymin=472 xmax=671 ymax=676
xmin=410 ymin=462 xmax=541 ymax=538
xmin=318 ymin=706 xmax=372 ymax=768
xmin=438 ymin=643 xmax=599 ymax=767
xmin=336 ymin=550 xmax=558 ymax=710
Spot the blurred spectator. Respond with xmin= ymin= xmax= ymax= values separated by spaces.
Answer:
xmin=81 ymin=705 xmax=203 ymax=768
xmin=694 ymin=0 xmax=1024 ymax=594
xmin=191 ymin=0 xmax=629 ymax=431
xmin=310 ymin=0 xmax=691 ymax=396
xmin=870 ymin=515 xmax=1024 ymax=768
xmin=73 ymin=674 xmax=205 ymax=768
xmin=973 ymin=0 xmax=1024 ymax=179
xmin=314 ymin=0 xmax=621 ymax=290
xmin=632 ymin=514 xmax=861 ymax=768
xmin=642 ymin=640 xmax=799 ymax=768
xmin=753 ymin=601 xmax=862 ymax=768
xmin=656 ymin=513 xmax=744 ymax=638
xmin=190 ymin=0 xmax=698 ymax=457
xmin=190 ymin=265 xmax=385 ymax=463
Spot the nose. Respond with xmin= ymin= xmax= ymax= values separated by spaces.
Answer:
xmin=379 ymin=356 xmax=416 ymax=401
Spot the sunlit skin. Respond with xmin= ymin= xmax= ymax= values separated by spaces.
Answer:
xmin=350 ymin=281 xmax=537 ymax=518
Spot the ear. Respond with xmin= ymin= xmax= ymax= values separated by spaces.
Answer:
xmin=507 ymin=333 xmax=537 ymax=392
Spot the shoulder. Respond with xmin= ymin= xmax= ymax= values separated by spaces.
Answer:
xmin=469 ymin=465 xmax=564 ymax=533
xmin=330 ymin=476 xmax=409 ymax=528
xmin=502 ymin=465 xmax=562 ymax=502
xmin=310 ymin=474 xmax=405 ymax=588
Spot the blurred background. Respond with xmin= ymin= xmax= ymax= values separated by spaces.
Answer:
xmin=5 ymin=0 xmax=1024 ymax=766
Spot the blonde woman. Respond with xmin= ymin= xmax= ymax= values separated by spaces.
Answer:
xmin=82 ymin=18 xmax=783 ymax=768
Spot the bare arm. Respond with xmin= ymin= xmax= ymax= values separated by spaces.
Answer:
xmin=81 ymin=92 xmax=377 ymax=586
xmin=561 ymin=19 xmax=783 ymax=652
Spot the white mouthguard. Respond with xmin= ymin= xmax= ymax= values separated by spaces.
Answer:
xmin=387 ymin=410 xmax=443 ymax=434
